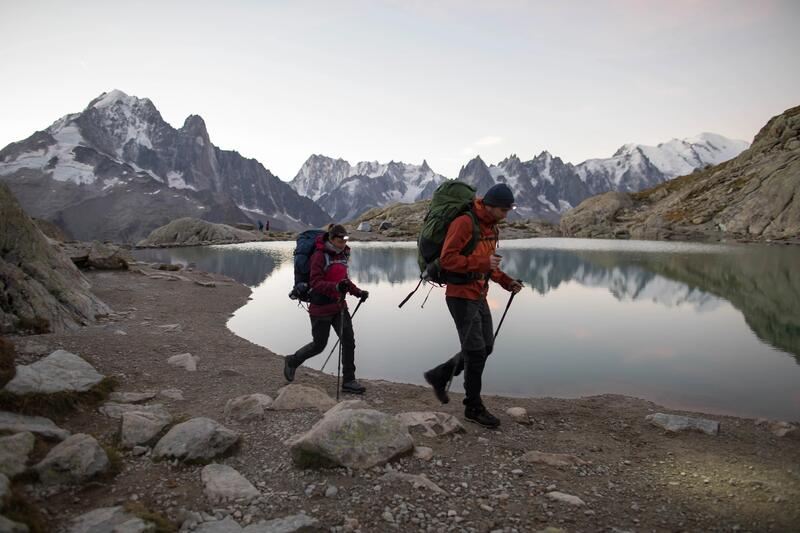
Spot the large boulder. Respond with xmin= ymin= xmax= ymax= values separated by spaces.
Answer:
xmin=270 ymin=385 xmax=335 ymax=412
xmin=645 ymin=413 xmax=720 ymax=436
xmin=0 ymin=183 xmax=111 ymax=334
xmin=60 ymin=241 xmax=131 ymax=270
xmin=98 ymin=402 xmax=169 ymax=420
xmin=286 ymin=409 xmax=413 ymax=469
xmin=560 ymin=191 xmax=632 ymax=238
xmin=137 ymin=218 xmax=260 ymax=247
xmin=223 ymin=394 xmax=273 ymax=422
xmin=0 ymin=411 xmax=70 ymax=440
xmin=3 ymin=350 xmax=104 ymax=395
xmin=0 ymin=431 xmax=35 ymax=478
xmin=201 ymin=463 xmax=260 ymax=503
xmin=34 ymin=433 xmax=109 ymax=485
xmin=153 ymin=417 xmax=239 ymax=462
xmin=243 ymin=514 xmax=318 ymax=532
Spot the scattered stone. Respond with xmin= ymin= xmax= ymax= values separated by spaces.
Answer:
xmin=324 ymin=485 xmax=339 ymax=498
xmin=98 ymin=402 xmax=169 ymax=420
xmin=0 ymin=411 xmax=70 ymax=440
xmin=242 ymin=513 xmax=318 ymax=532
xmin=521 ymin=450 xmax=589 ymax=467
xmin=0 ymin=515 xmax=28 ymax=532
xmin=380 ymin=472 xmax=447 ymax=494
xmin=0 ymin=431 xmax=35 ymax=478
xmin=167 ymin=352 xmax=198 ymax=371
xmin=119 ymin=410 xmax=173 ymax=448
xmin=108 ymin=391 xmax=156 ymax=403
xmin=195 ymin=281 xmax=217 ymax=288
xmin=156 ymin=324 xmax=182 ymax=333
xmin=195 ymin=517 xmax=243 ymax=532
xmin=506 ymin=407 xmax=531 ymax=425
xmin=224 ymin=394 xmax=273 ymax=422
xmin=202 ymin=463 xmax=260 ymax=503
xmin=68 ymin=506 xmax=154 ymax=533
xmin=413 ymin=446 xmax=434 ymax=461
xmin=646 ymin=413 xmax=720 ymax=436
xmin=755 ymin=419 xmax=799 ymax=439
xmin=131 ymin=446 xmax=149 ymax=457
xmin=3 ymin=350 xmax=104 ymax=395
xmin=394 ymin=411 xmax=465 ymax=438
xmin=546 ymin=491 xmax=586 ymax=506
xmin=287 ymin=409 xmax=413 ymax=469
xmin=323 ymin=399 xmax=371 ymax=418
xmin=153 ymin=417 xmax=240 ymax=462
xmin=357 ymin=222 xmax=372 ymax=232
xmin=270 ymin=384 xmax=336 ymax=412
xmin=160 ymin=388 xmax=184 ymax=400
xmin=34 ymin=433 xmax=109 ymax=485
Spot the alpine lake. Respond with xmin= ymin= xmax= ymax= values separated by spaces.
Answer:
xmin=134 ymin=238 xmax=800 ymax=421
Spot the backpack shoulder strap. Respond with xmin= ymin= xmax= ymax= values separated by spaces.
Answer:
xmin=460 ymin=209 xmax=480 ymax=256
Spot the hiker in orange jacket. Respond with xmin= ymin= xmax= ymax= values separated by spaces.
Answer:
xmin=424 ymin=183 xmax=523 ymax=428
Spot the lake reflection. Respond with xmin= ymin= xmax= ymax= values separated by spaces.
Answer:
xmin=134 ymin=239 xmax=800 ymax=420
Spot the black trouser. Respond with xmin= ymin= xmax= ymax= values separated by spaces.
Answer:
xmin=289 ymin=310 xmax=356 ymax=382
xmin=430 ymin=296 xmax=494 ymax=407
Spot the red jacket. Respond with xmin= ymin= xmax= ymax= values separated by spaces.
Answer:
xmin=308 ymin=234 xmax=363 ymax=317
xmin=440 ymin=199 xmax=514 ymax=300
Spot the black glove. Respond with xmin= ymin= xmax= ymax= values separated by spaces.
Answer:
xmin=336 ymin=280 xmax=350 ymax=294
xmin=359 ymin=290 xmax=369 ymax=302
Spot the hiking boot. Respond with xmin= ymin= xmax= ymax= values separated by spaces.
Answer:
xmin=464 ymin=404 xmax=500 ymax=429
xmin=423 ymin=368 xmax=450 ymax=405
xmin=283 ymin=357 xmax=296 ymax=382
xmin=341 ymin=380 xmax=366 ymax=395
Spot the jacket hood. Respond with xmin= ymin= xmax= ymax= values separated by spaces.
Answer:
xmin=474 ymin=199 xmax=497 ymax=225
xmin=315 ymin=232 xmax=350 ymax=254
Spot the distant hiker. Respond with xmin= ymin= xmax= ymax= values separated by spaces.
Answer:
xmin=283 ymin=224 xmax=369 ymax=394
xmin=265 ymin=219 xmax=270 ymax=232
xmin=423 ymin=183 xmax=523 ymax=428
xmin=257 ymin=220 xmax=264 ymax=232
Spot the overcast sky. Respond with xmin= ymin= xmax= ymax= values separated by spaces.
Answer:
xmin=1 ymin=0 xmax=798 ymax=180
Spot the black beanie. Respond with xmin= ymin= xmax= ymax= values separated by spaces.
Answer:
xmin=483 ymin=183 xmax=515 ymax=208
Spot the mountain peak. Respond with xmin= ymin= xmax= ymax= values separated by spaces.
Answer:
xmin=88 ymin=89 xmax=152 ymax=110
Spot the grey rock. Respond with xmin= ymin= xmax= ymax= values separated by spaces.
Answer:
xmin=119 ymin=410 xmax=172 ymax=448
xmin=0 ymin=473 xmax=9 ymax=502
xmin=380 ymin=472 xmax=447 ymax=494
xmin=35 ymin=433 xmax=109 ymax=485
xmin=3 ymin=350 xmax=104 ymax=395
xmin=646 ymin=413 xmax=720 ymax=436
xmin=242 ymin=513 xmax=318 ymax=533
xmin=108 ymin=391 xmax=157 ymax=404
xmin=412 ymin=446 xmax=434 ymax=461
xmin=0 ymin=515 xmax=28 ymax=533
xmin=394 ymin=411 xmax=465 ymax=438
xmin=506 ymin=407 xmax=531 ymax=425
xmin=201 ymin=463 xmax=260 ymax=503
xmin=356 ymin=222 xmax=371 ymax=232
xmin=270 ymin=385 xmax=335 ymax=412
xmin=153 ymin=418 xmax=239 ymax=462
xmin=521 ymin=450 xmax=589 ymax=467
xmin=560 ymin=192 xmax=633 ymax=238
xmin=322 ymin=399 xmax=371 ymax=418
xmin=546 ymin=491 xmax=585 ymax=506
xmin=0 ymin=411 xmax=70 ymax=440
xmin=99 ymin=402 xmax=169 ymax=420
xmin=160 ymin=388 xmax=184 ymax=400
xmin=166 ymin=353 xmax=198 ymax=371
xmin=139 ymin=219 xmax=261 ymax=248
xmin=223 ymin=394 xmax=273 ymax=422
xmin=287 ymin=409 xmax=413 ymax=469
xmin=195 ymin=518 xmax=243 ymax=533
xmin=0 ymin=431 xmax=35 ymax=478
xmin=68 ymin=506 xmax=154 ymax=533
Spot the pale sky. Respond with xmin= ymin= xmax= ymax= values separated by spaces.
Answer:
xmin=1 ymin=0 xmax=798 ymax=181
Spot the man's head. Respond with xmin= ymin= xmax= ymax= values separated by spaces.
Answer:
xmin=482 ymin=183 xmax=516 ymax=222
xmin=328 ymin=224 xmax=349 ymax=247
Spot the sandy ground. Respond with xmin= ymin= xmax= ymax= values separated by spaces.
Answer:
xmin=10 ymin=265 xmax=800 ymax=532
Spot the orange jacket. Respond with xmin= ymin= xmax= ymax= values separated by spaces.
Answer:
xmin=440 ymin=199 xmax=514 ymax=300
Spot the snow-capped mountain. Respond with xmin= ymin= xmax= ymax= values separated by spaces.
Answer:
xmin=291 ymin=155 xmax=446 ymax=221
xmin=0 ymin=90 xmax=330 ymax=242
xmin=458 ymin=133 xmax=749 ymax=221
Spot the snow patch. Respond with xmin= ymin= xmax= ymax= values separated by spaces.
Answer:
xmin=167 ymin=171 xmax=195 ymax=190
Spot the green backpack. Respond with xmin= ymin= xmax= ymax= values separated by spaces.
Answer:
xmin=399 ymin=181 xmax=481 ymax=307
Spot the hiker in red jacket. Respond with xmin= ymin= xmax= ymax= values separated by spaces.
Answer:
xmin=283 ymin=224 xmax=368 ymax=394
xmin=424 ymin=184 xmax=523 ymax=428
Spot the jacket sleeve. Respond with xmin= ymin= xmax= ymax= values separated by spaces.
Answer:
xmin=440 ymin=215 xmax=491 ymax=273
xmin=309 ymin=251 xmax=338 ymax=299
xmin=491 ymin=269 xmax=515 ymax=290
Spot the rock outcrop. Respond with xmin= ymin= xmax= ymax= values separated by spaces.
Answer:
xmin=561 ymin=106 xmax=800 ymax=242
xmin=0 ymin=184 xmax=111 ymax=334
xmin=137 ymin=217 xmax=264 ymax=247
xmin=2 ymin=350 xmax=104 ymax=395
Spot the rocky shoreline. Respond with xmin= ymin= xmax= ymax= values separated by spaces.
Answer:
xmin=2 ymin=264 xmax=799 ymax=532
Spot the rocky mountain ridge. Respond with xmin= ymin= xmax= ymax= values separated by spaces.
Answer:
xmin=0 ymin=90 xmax=331 ymax=243
xmin=561 ymin=105 xmax=800 ymax=242
xmin=290 ymin=155 xmax=446 ymax=221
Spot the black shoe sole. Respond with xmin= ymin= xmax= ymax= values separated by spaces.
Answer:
xmin=423 ymin=370 xmax=449 ymax=405
xmin=341 ymin=388 xmax=366 ymax=395
xmin=464 ymin=416 xmax=501 ymax=429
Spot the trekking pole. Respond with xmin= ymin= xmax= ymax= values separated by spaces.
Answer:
xmin=336 ymin=303 xmax=344 ymax=401
xmin=493 ymin=288 xmax=518 ymax=341
xmin=320 ymin=298 xmax=364 ymax=373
